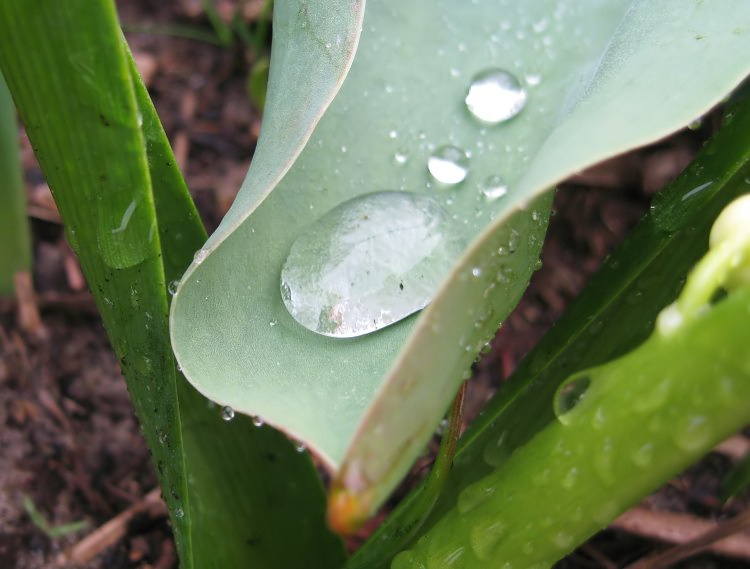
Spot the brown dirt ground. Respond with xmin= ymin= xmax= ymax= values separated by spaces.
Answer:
xmin=1 ymin=2 xmax=748 ymax=568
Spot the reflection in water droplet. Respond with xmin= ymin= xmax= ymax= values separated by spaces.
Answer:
xmin=465 ymin=69 xmax=527 ymax=125
xmin=280 ymin=192 xmax=464 ymax=338
xmin=428 ymin=145 xmax=470 ymax=185
xmin=482 ymin=175 xmax=508 ymax=201
xmin=553 ymin=375 xmax=591 ymax=424
xmin=167 ymin=280 xmax=180 ymax=296
xmin=252 ymin=415 xmax=264 ymax=427
xmin=221 ymin=406 xmax=235 ymax=421
xmin=193 ymin=248 xmax=208 ymax=265
xmin=394 ymin=149 xmax=409 ymax=165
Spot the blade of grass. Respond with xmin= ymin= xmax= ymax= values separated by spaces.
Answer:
xmin=0 ymin=2 xmax=345 ymax=567
xmin=0 ymin=72 xmax=31 ymax=295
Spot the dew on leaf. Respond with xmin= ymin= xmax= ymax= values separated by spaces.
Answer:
xmin=221 ymin=406 xmax=235 ymax=421
xmin=553 ymin=374 xmax=591 ymax=424
xmin=280 ymin=191 xmax=464 ymax=338
xmin=465 ymin=69 xmax=527 ymax=124
xmin=481 ymin=175 xmax=508 ymax=201
xmin=470 ymin=517 xmax=507 ymax=560
xmin=427 ymin=145 xmax=470 ymax=185
xmin=167 ymin=279 xmax=180 ymax=296
xmin=193 ymin=248 xmax=208 ymax=265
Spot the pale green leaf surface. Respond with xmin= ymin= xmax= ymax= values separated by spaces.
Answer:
xmin=171 ymin=0 xmax=750 ymax=517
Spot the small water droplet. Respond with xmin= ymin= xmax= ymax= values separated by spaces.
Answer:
xmin=482 ymin=429 xmax=510 ymax=467
xmin=457 ymin=481 xmax=496 ymax=514
xmin=394 ymin=149 xmax=409 ymax=165
xmin=428 ymin=145 xmax=470 ymax=185
xmin=252 ymin=415 xmax=264 ymax=427
xmin=193 ymin=248 xmax=208 ymax=265
xmin=465 ymin=69 xmax=527 ymax=124
xmin=552 ymin=531 xmax=573 ymax=549
xmin=175 ymin=506 xmax=184 ymax=519
xmin=221 ymin=406 xmax=235 ymax=421
xmin=389 ymin=129 xmax=399 ymax=139
xmin=391 ymin=551 xmax=425 ymax=569
xmin=471 ymin=266 xmax=482 ymax=278
xmin=553 ymin=375 xmax=591 ymax=424
xmin=158 ymin=431 xmax=168 ymax=445
xmin=280 ymin=192 xmax=464 ymax=337
xmin=295 ymin=441 xmax=307 ymax=453
xmin=481 ymin=175 xmax=508 ymax=201
xmin=167 ymin=280 xmax=180 ymax=296
xmin=470 ymin=516 xmax=507 ymax=560
xmin=631 ymin=442 xmax=654 ymax=467
xmin=675 ymin=415 xmax=711 ymax=451
xmin=687 ymin=117 xmax=702 ymax=130
xmin=550 ymin=459 xmax=573 ymax=487
xmin=269 ymin=319 xmax=277 ymax=327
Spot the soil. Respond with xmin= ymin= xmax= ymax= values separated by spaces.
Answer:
xmin=1 ymin=2 xmax=748 ymax=568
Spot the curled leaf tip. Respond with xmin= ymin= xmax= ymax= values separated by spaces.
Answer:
xmin=327 ymin=486 xmax=370 ymax=536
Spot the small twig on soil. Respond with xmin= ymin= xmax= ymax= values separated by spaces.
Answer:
xmin=614 ymin=506 xmax=750 ymax=569
xmin=14 ymin=271 xmax=47 ymax=339
xmin=57 ymin=487 xmax=167 ymax=567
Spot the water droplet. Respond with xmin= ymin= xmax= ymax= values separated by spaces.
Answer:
xmin=428 ymin=145 xmax=470 ymax=185
xmin=561 ymin=466 xmax=578 ymax=489
xmin=471 ymin=266 xmax=482 ymax=278
xmin=389 ymin=129 xmax=399 ymax=139
xmin=175 ymin=506 xmax=184 ymax=519
xmin=687 ymin=117 xmax=702 ymax=130
xmin=221 ymin=406 xmax=235 ymax=421
xmin=481 ymin=175 xmax=508 ymax=201
xmin=441 ymin=546 xmax=465 ymax=566
xmin=193 ymin=248 xmax=208 ymax=265
xmin=631 ymin=442 xmax=654 ymax=467
xmin=552 ymin=531 xmax=573 ymax=549
xmin=280 ymin=191 xmax=464 ymax=338
xmin=158 ymin=431 xmax=168 ymax=445
xmin=252 ymin=415 xmax=264 ymax=427
xmin=457 ymin=481 xmax=496 ymax=514
xmin=167 ymin=280 xmax=180 ymax=296
xmin=391 ymin=551 xmax=426 ymax=569
xmin=394 ymin=149 xmax=409 ymax=165
xmin=295 ymin=441 xmax=307 ymax=453
xmin=482 ymin=429 xmax=510 ymax=467
xmin=470 ymin=517 xmax=507 ymax=560
xmin=269 ymin=319 xmax=277 ymax=327
xmin=525 ymin=73 xmax=542 ymax=86
xmin=675 ymin=415 xmax=711 ymax=451
xmin=553 ymin=375 xmax=591 ymax=424
xmin=465 ymin=69 xmax=527 ymax=124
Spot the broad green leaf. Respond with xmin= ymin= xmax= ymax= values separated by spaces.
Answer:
xmin=0 ymin=72 xmax=31 ymax=294
xmin=171 ymin=0 xmax=750 ymax=523
xmin=0 ymin=2 xmax=344 ymax=568
xmin=349 ymin=88 xmax=750 ymax=569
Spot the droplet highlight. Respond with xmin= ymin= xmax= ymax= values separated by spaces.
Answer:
xmin=465 ymin=69 xmax=527 ymax=125
xmin=280 ymin=191 xmax=464 ymax=338
xmin=221 ymin=406 xmax=235 ymax=421
xmin=481 ymin=175 xmax=508 ymax=201
xmin=554 ymin=374 xmax=591 ymax=424
xmin=428 ymin=145 xmax=470 ymax=185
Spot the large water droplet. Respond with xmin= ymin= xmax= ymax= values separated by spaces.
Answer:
xmin=465 ymin=69 xmax=527 ymax=124
xmin=428 ymin=145 xmax=470 ymax=185
xmin=280 ymin=191 xmax=464 ymax=338
xmin=553 ymin=374 xmax=591 ymax=424
xmin=167 ymin=279 xmax=180 ymax=296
